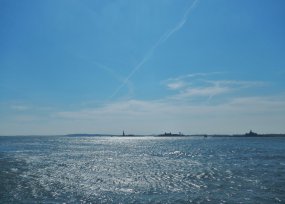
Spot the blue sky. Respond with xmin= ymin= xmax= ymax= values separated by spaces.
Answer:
xmin=1 ymin=0 xmax=285 ymax=135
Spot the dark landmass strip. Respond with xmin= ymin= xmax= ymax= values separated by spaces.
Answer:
xmin=208 ymin=130 xmax=285 ymax=137
xmin=66 ymin=133 xmax=140 ymax=137
xmin=211 ymin=134 xmax=285 ymax=137
xmin=1 ymin=132 xmax=285 ymax=137
xmin=65 ymin=131 xmax=285 ymax=138
xmin=66 ymin=134 xmax=114 ymax=137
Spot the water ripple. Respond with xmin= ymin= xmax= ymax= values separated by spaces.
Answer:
xmin=1 ymin=136 xmax=285 ymax=203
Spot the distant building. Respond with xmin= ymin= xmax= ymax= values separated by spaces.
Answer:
xmin=158 ymin=132 xmax=184 ymax=137
xmin=245 ymin=130 xmax=258 ymax=136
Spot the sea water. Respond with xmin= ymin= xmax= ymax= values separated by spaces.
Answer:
xmin=1 ymin=136 xmax=285 ymax=203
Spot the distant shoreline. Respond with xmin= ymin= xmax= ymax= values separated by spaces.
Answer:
xmin=1 ymin=133 xmax=285 ymax=137
xmin=65 ymin=133 xmax=285 ymax=138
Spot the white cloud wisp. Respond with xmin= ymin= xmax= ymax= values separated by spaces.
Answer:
xmin=52 ymin=74 xmax=284 ymax=135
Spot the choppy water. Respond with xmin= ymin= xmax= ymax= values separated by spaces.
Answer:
xmin=1 ymin=136 xmax=285 ymax=203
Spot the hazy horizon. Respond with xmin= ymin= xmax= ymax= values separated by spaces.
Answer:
xmin=1 ymin=0 xmax=285 ymax=135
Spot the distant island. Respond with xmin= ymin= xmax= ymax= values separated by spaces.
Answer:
xmin=157 ymin=132 xmax=185 ymax=137
xmin=66 ymin=133 xmax=114 ymax=137
xmin=207 ymin=130 xmax=285 ymax=137
xmin=65 ymin=130 xmax=285 ymax=138
xmin=245 ymin=130 xmax=258 ymax=136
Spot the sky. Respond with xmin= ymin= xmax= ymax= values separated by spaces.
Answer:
xmin=1 ymin=0 xmax=285 ymax=135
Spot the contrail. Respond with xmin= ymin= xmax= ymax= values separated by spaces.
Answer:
xmin=110 ymin=0 xmax=199 ymax=99
xmin=74 ymin=54 xmax=135 ymax=98
xmin=160 ymin=0 xmax=199 ymax=43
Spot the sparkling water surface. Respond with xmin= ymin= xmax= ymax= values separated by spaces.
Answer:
xmin=1 ymin=136 xmax=285 ymax=203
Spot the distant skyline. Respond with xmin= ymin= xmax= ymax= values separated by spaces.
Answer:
xmin=1 ymin=0 xmax=285 ymax=135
